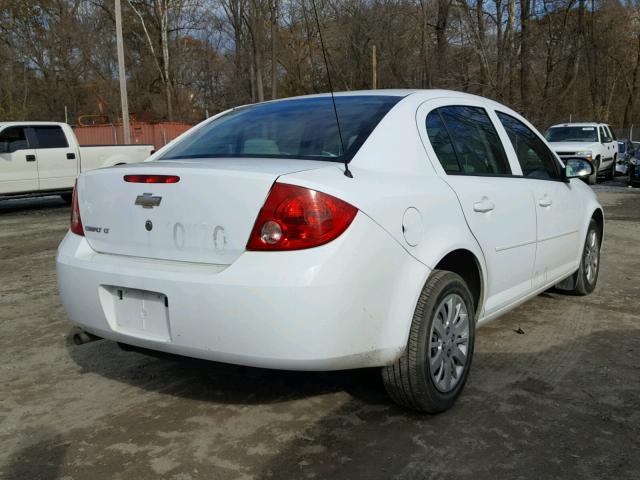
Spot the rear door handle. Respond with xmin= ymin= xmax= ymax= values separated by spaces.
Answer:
xmin=25 ymin=154 xmax=36 ymax=162
xmin=473 ymin=197 xmax=495 ymax=213
xmin=66 ymin=152 xmax=76 ymax=160
xmin=539 ymin=196 xmax=553 ymax=207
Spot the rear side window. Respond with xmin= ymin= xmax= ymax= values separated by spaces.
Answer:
xmin=425 ymin=111 xmax=460 ymax=172
xmin=160 ymin=96 xmax=401 ymax=163
xmin=33 ymin=126 xmax=69 ymax=149
xmin=0 ymin=127 xmax=29 ymax=153
xmin=497 ymin=112 xmax=561 ymax=180
xmin=426 ymin=106 xmax=511 ymax=175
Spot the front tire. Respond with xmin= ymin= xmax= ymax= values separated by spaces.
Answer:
xmin=382 ymin=270 xmax=475 ymax=413
xmin=588 ymin=157 xmax=599 ymax=185
xmin=566 ymin=219 xmax=601 ymax=295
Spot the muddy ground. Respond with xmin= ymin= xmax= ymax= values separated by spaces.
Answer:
xmin=1 ymin=188 xmax=639 ymax=480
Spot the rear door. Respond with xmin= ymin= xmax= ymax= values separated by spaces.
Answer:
xmin=32 ymin=125 xmax=78 ymax=190
xmin=417 ymin=99 xmax=537 ymax=316
xmin=0 ymin=126 xmax=38 ymax=194
xmin=494 ymin=111 xmax=582 ymax=287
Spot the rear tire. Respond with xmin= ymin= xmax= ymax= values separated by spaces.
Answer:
xmin=605 ymin=156 xmax=615 ymax=180
xmin=382 ymin=270 xmax=475 ymax=413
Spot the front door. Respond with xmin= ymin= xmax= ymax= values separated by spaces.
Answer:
xmin=494 ymin=111 xmax=583 ymax=287
xmin=0 ymin=126 xmax=38 ymax=195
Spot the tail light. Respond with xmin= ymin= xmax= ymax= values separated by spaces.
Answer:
xmin=70 ymin=181 xmax=84 ymax=236
xmin=247 ymin=183 xmax=357 ymax=251
xmin=124 ymin=174 xmax=180 ymax=183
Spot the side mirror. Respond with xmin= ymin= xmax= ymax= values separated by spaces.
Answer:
xmin=565 ymin=158 xmax=594 ymax=180
xmin=602 ymin=136 xmax=613 ymax=144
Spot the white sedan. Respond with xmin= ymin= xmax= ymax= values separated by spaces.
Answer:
xmin=57 ymin=90 xmax=603 ymax=412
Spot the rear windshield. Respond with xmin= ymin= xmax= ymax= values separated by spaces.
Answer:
xmin=159 ymin=95 xmax=401 ymax=163
xmin=544 ymin=126 xmax=598 ymax=143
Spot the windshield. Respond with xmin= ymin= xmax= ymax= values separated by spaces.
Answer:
xmin=544 ymin=126 xmax=598 ymax=143
xmin=160 ymin=95 xmax=401 ymax=162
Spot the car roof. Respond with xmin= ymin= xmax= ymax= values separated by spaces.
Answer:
xmin=237 ymin=89 xmax=512 ymax=110
xmin=0 ymin=121 xmax=65 ymax=129
xmin=548 ymin=122 xmax=609 ymax=128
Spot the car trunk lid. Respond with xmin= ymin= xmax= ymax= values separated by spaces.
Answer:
xmin=77 ymin=158 xmax=334 ymax=265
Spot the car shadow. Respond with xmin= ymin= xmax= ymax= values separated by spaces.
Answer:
xmin=0 ymin=195 xmax=68 ymax=214
xmin=65 ymin=338 xmax=391 ymax=407
xmin=254 ymin=327 xmax=640 ymax=479
xmin=64 ymin=327 xmax=640 ymax=479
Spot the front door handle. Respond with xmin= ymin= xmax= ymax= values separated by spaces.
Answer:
xmin=25 ymin=154 xmax=36 ymax=162
xmin=539 ymin=196 xmax=553 ymax=207
xmin=473 ymin=197 xmax=495 ymax=213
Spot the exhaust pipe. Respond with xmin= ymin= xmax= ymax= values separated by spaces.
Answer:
xmin=72 ymin=330 xmax=102 ymax=345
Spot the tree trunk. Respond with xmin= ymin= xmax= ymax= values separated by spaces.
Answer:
xmin=623 ymin=35 xmax=640 ymax=127
xmin=270 ymin=0 xmax=277 ymax=100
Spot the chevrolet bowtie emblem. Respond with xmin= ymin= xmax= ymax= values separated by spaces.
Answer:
xmin=135 ymin=193 xmax=162 ymax=209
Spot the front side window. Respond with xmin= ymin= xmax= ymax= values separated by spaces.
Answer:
xmin=599 ymin=127 xmax=608 ymax=142
xmin=0 ymin=127 xmax=29 ymax=153
xmin=34 ymin=126 xmax=69 ymax=149
xmin=497 ymin=112 xmax=561 ymax=180
xmin=160 ymin=96 xmax=401 ymax=163
xmin=545 ymin=126 xmax=598 ymax=143
xmin=425 ymin=106 xmax=511 ymax=175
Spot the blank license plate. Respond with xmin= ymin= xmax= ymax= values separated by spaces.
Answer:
xmin=113 ymin=288 xmax=170 ymax=341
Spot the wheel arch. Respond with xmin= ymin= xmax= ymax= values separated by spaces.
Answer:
xmin=591 ymin=207 xmax=604 ymax=243
xmin=432 ymin=248 xmax=485 ymax=320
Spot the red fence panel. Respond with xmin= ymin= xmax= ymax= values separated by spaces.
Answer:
xmin=73 ymin=122 xmax=194 ymax=150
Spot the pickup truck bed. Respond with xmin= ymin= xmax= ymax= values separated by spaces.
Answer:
xmin=0 ymin=122 xmax=154 ymax=200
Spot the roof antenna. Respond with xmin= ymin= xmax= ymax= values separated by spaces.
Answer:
xmin=310 ymin=0 xmax=353 ymax=178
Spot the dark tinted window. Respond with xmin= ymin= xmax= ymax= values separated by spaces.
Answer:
xmin=34 ymin=126 xmax=69 ymax=149
xmin=618 ymin=142 xmax=626 ymax=154
xmin=428 ymin=106 xmax=510 ymax=175
xmin=545 ymin=126 xmax=598 ymax=143
xmin=425 ymin=111 xmax=460 ymax=172
xmin=497 ymin=112 xmax=561 ymax=180
xmin=0 ymin=127 xmax=29 ymax=153
xmin=160 ymin=96 xmax=401 ymax=162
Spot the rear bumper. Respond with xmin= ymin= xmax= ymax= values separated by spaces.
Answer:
xmin=57 ymin=213 xmax=430 ymax=370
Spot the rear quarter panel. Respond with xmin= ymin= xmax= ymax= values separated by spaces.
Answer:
xmin=281 ymin=94 xmax=488 ymax=328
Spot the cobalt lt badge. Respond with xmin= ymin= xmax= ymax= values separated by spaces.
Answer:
xmin=145 ymin=220 xmax=153 ymax=231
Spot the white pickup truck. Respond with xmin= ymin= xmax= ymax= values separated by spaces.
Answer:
xmin=0 ymin=122 xmax=154 ymax=202
xmin=544 ymin=122 xmax=617 ymax=184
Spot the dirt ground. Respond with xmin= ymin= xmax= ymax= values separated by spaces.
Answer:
xmin=1 ymin=188 xmax=639 ymax=480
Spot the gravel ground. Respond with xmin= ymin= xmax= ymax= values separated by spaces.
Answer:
xmin=1 ymin=185 xmax=639 ymax=480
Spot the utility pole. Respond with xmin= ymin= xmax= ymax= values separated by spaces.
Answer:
xmin=115 ymin=0 xmax=131 ymax=144
xmin=372 ymin=45 xmax=377 ymax=89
